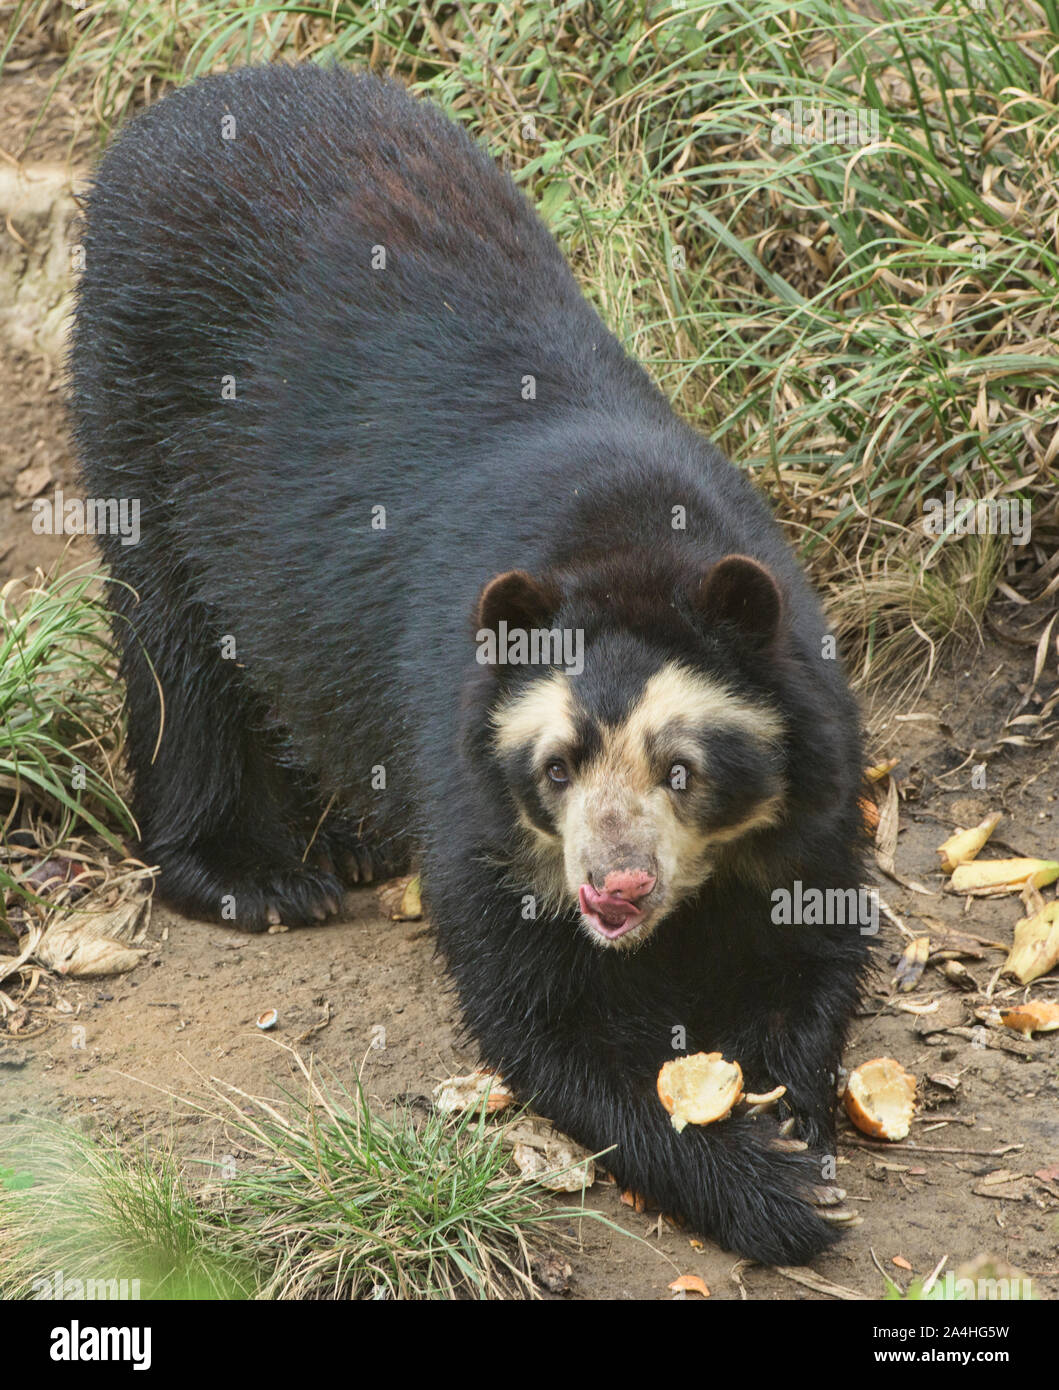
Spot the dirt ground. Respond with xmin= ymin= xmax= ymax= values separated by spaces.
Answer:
xmin=1 ymin=58 xmax=1057 ymax=1302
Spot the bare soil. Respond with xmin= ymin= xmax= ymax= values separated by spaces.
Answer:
xmin=2 ymin=60 xmax=1056 ymax=1302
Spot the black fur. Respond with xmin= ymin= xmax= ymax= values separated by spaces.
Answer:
xmin=71 ymin=64 xmax=869 ymax=1264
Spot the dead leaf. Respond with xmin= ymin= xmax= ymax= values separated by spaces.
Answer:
xmin=979 ymin=1168 xmax=1018 ymax=1186
xmin=432 ymin=1070 xmax=513 ymax=1114
xmin=669 ymin=1274 xmax=710 ymax=1298
xmin=999 ymin=1001 xmax=1059 ymax=1037
xmin=895 ymin=936 xmax=930 ymax=991
xmin=916 ymin=918 xmax=1008 ymax=952
xmin=875 ymin=777 xmax=899 ymax=876
xmin=33 ymin=895 xmax=150 ymax=977
xmin=945 ymin=1025 xmax=1034 ymax=1058
xmin=20 ymin=858 xmax=90 ymax=897
xmin=376 ymin=874 xmax=422 ymax=921
xmin=506 ymin=1119 xmax=595 ymax=1191
xmin=973 ymin=1172 xmax=1033 ymax=1201
xmin=13 ymin=459 xmax=53 ymax=504
xmin=927 ymin=1073 xmax=961 ymax=1092
xmin=913 ymin=996 xmax=969 ymax=1035
xmin=875 ymin=778 xmax=935 ymax=894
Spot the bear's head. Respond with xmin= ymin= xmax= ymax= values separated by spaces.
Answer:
xmin=474 ymin=555 xmax=789 ymax=950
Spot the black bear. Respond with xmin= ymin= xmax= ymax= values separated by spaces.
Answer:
xmin=71 ymin=63 xmax=870 ymax=1265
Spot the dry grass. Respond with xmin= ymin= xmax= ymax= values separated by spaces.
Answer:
xmin=0 ymin=1047 xmax=599 ymax=1300
xmin=2 ymin=0 xmax=1057 ymax=690
xmin=0 ymin=566 xmax=152 ymax=1033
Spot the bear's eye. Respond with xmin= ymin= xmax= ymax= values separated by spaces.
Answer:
xmin=666 ymin=762 xmax=691 ymax=791
xmin=545 ymin=760 xmax=570 ymax=786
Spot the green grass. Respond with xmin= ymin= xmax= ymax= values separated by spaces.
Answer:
xmin=0 ymin=568 xmax=134 ymax=907
xmin=5 ymin=0 xmax=1057 ymax=682
xmin=0 ymin=1126 xmax=258 ymax=1300
xmin=0 ymin=1051 xmax=602 ymax=1300
xmin=5 ymin=4 xmax=1054 ymax=1299
xmin=883 ymin=1270 xmax=1036 ymax=1300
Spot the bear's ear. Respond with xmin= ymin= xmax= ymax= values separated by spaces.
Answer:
xmin=475 ymin=570 xmax=560 ymax=634
xmin=694 ymin=555 xmax=783 ymax=641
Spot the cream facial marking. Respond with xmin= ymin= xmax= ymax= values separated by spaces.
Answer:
xmin=492 ymin=669 xmax=576 ymax=769
xmin=626 ymin=664 xmax=784 ymax=751
xmin=492 ymin=661 xmax=786 ymax=947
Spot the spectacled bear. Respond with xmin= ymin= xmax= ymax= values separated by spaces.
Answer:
xmin=70 ymin=63 xmax=870 ymax=1266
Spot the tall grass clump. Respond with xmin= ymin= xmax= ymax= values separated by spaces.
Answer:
xmin=4 ymin=0 xmax=1057 ymax=684
xmin=0 ymin=1052 xmax=598 ymax=1300
xmin=0 ymin=568 xmax=134 ymax=904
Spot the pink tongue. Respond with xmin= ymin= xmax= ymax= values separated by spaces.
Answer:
xmin=579 ymin=885 xmax=639 ymax=924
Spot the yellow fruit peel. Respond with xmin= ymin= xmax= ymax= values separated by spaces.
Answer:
xmin=949 ymin=858 xmax=1059 ymax=894
xmin=865 ymin=758 xmax=899 ymax=782
xmin=1003 ymin=902 xmax=1059 ymax=985
xmin=936 ymin=812 xmax=1002 ymax=874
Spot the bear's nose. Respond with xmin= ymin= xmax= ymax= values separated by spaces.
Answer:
xmin=600 ymin=868 xmax=656 ymax=901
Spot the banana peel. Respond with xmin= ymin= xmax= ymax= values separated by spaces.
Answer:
xmin=1003 ymin=901 xmax=1059 ymax=984
xmin=936 ymin=811 xmax=1002 ymax=874
xmin=397 ymin=873 xmax=422 ymax=920
xmin=865 ymin=758 xmax=899 ymax=782
xmin=377 ymin=873 xmax=422 ymax=920
xmin=949 ymin=858 xmax=1059 ymax=895
xmin=895 ymin=936 xmax=930 ymax=992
